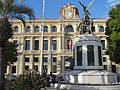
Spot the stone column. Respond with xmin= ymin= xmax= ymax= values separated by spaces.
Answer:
xmin=30 ymin=37 xmax=34 ymax=70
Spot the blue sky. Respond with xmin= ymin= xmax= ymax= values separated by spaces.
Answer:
xmin=17 ymin=0 xmax=120 ymax=19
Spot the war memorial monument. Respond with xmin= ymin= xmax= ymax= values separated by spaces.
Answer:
xmin=55 ymin=1 xmax=120 ymax=90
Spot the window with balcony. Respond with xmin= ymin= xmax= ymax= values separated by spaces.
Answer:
xmin=25 ymin=57 xmax=29 ymax=62
xmin=53 ymin=57 xmax=57 ymax=62
xmin=43 ymin=57 xmax=48 ymax=62
xmin=35 ymin=26 xmax=39 ymax=32
xmin=34 ymin=57 xmax=38 ymax=62
xmin=25 ymin=40 xmax=30 ymax=50
xmin=65 ymin=26 xmax=74 ymax=32
xmin=34 ymin=65 xmax=38 ymax=71
xmin=12 ymin=66 xmax=16 ymax=73
xmin=43 ymin=65 xmax=47 ymax=73
xmin=26 ymin=26 xmax=31 ymax=32
xmin=53 ymin=65 xmax=57 ymax=73
xmin=43 ymin=40 xmax=48 ymax=50
xmin=44 ymin=26 xmax=48 ymax=32
xmin=67 ymin=40 xmax=72 ymax=50
xmin=52 ymin=40 xmax=57 ymax=50
xmin=34 ymin=40 xmax=39 ymax=50
xmin=25 ymin=66 xmax=29 ymax=70
xmin=52 ymin=26 xmax=57 ymax=32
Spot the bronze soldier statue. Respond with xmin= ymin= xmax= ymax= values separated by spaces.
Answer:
xmin=78 ymin=0 xmax=94 ymax=34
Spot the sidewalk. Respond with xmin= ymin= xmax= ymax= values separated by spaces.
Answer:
xmin=46 ymin=87 xmax=57 ymax=90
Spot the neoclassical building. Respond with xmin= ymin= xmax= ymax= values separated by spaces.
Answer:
xmin=7 ymin=3 xmax=120 ymax=75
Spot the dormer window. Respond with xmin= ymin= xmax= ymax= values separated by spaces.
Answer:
xmin=14 ymin=26 xmax=18 ymax=32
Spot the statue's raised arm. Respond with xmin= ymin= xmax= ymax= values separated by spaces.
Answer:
xmin=78 ymin=0 xmax=94 ymax=20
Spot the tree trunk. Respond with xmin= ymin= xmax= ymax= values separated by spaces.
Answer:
xmin=0 ymin=44 xmax=5 ymax=90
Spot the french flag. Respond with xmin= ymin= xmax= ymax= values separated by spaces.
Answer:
xmin=69 ymin=40 xmax=72 ymax=51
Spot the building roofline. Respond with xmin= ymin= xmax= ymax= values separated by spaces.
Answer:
xmin=10 ymin=18 xmax=59 ymax=20
xmin=92 ymin=18 xmax=108 ymax=20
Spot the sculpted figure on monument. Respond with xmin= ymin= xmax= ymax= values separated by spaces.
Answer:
xmin=78 ymin=0 xmax=94 ymax=34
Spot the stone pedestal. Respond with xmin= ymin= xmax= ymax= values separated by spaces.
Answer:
xmin=64 ymin=34 xmax=117 ymax=84
xmin=74 ymin=34 xmax=103 ymax=70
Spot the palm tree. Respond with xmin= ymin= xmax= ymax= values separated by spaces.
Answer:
xmin=0 ymin=0 xmax=34 ymax=89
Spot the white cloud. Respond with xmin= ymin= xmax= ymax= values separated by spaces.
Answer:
xmin=107 ymin=0 xmax=120 ymax=7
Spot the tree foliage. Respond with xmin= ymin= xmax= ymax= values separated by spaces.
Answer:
xmin=5 ymin=41 xmax=18 ymax=66
xmin=106 ymin=4 xmax=120 ymax=64
xmin=0 ymin=0 xmax=35 ymax=89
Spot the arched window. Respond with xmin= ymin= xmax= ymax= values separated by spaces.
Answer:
xmin=52 ymin=26 xmax=57 ymax=32
xmin=26 ymin=26 xmax=31 ymax=32
xmin=65 ymin=26 xmax=74 ymax=32
xmin=35 ymin=26 xmax=39 ymax=32
xmin=92 ymin=26 xmax=95 ymax=32
xmin=44 ymin=26 xmax=48 ymax=32
xmin=14 ymin=26 xmax=18 ymax=32
xmin=99 ymin=26 xmax=104 ymax=32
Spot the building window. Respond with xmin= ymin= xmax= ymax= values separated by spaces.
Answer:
xmin=87 ymin=45 xmax=95 ymax=66
xmin=53 ymin=57 xmax=57 ymax=62
xmin=25 ymin=57 xmax=29 ymax=62
xmin=52 ymin=40 xmax=57 ymax=50
xmin=43 ymin=65 xmax=47 ymax=73
xmin=44 ymin=26 xmax=48 ymax=32
xmin=14 ymin=26 xmax=18 ymax=32
xmin=77 ymin=46 xmax=82 ymax=66
xmin=104 ymin=65 xmax=107 ymax=70
xmin=26 ymin=26 xmax=31 ymax=32
xmin=12 ymin=66 xmax=16 ymax=73
xmin=99 ymin=26 xmax=104 ymax=32
xmin=34 ymin=65 xmax=38 ymax=71
xmin=67 ymin=40 xmax=72 ymax=50
xmin=103 ymin=57 xmax=107 ymax=62
xmin=13 ymin=40 xmax=17 ymax=44
xmin=43 ymin=40 xmax=48 ymax=50
xmin=25 ymin=40 xmax=30 ymax=50
xmin=98 ymin=46 xmax=102 ymax=66
xmin=101 ymin=40 xmax=105 ymax=50
xmin=92 ymin=26 xmax=95 ymax=32
xmin=34 ymin=40 xmax=39 ymax=50
xmin=43 ymin=57 xmax=47 ymax=62
xmin=52 ymin=26 xmax=57 ymax=32
xmin=65 ymin=26 xmax=74 ymax=32
xmin=34 ymin=57 xmax=38 ymax=62
xmin=25 ymin=66 xmax=29 ymax=70
xmin=35 ymin=26 xmax=39 ymax=32
xmin=52 ymin=65 xmax=57 ymax=73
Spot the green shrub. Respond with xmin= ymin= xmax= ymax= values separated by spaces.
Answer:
xmin=9 ymin=70 xmax=48 ymax=90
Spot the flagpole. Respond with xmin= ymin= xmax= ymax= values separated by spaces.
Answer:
xmin=51 ymin=45 xmax=53 ymax=74
xmin=40 ymin=0 xmax=45 ymax=75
